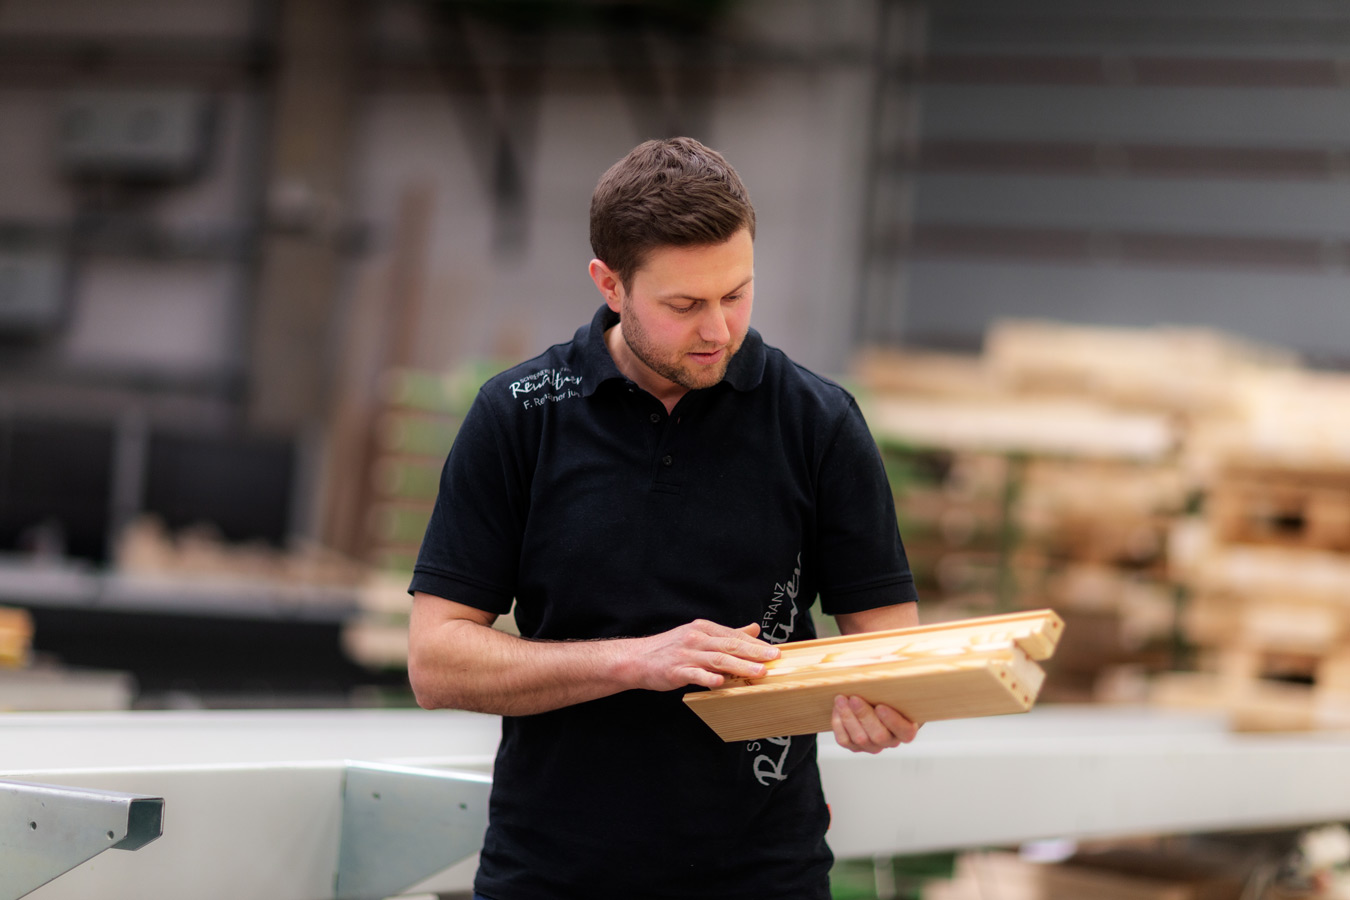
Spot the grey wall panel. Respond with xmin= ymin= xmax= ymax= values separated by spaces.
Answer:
xmin=913 ymin=174 xmax=1350 ymax=239
xmin=929 ymin=0 xmax=1350 ymax=58
xmin=902 ymin=259 xmax=1350 ymax=360
xmin=919 ymin=86 xmax=1350 ymax=147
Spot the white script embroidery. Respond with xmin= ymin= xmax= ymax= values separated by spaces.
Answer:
xmin=748 ymin=553 xmax=803 ymax=786
xmin=509 ymin=367 xmax=583 ymax=409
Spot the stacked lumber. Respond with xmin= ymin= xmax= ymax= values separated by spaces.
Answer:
xmin=1010 ymin=458 xmax=1190 ymax=701
xmin=888 ymin=452 xmax=1012 ymax=616
xmin=116 ymin=515 xmax=365 ymax=587
xmin=983 ymin=318 xmax=1296 ymax=417
xmin=1187 ymin=369 xmax=1350 ymax=478
xmin=922 ymin=848 xmax=1246 ymax=900
xmin=683 ymin=609 xmax=1063 ymax=742
xmin=854 ymin=321 xmax=1261 ymax=702
xmin=1157 ymin=469 xmax=1350 ymax=730
xmin=0 ymin=607 xmax=34 ymax=669
xmin=1148 ymin=366 xmax=1350 ymax=729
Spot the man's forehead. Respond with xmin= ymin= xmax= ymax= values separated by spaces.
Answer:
xmin=629 ymin=231 xmax=754 ymax=291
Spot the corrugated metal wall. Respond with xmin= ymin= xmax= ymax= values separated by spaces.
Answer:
xmin=891 ymin=0 xmax=1350 ymax=362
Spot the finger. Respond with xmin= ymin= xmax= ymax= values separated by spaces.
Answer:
xmin=737 ymin=622 xmax=762 ymax=638
xmin=874 ymin=703 xmax=921 ymax=743
xmin=724 ymin=635 xmax=780 ymax=661
xmin=701 ymin=629 xmax=779 ymax=662
xmin=833 ymin=695 xmax=880 ymax=753
xmin=704 ymin=650 xmax=773 ymax=679
xmin=678 ymin=666 xmax=725 ymax=689
xmin=831 ymin=695 xmax=856 ymax=751
xmin=849 ymin=695 xmax=903 ymax=750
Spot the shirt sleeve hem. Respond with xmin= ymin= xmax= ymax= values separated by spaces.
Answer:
xmin=819 ymin=578 xmax=919 ymax=616
xmin=408 ymin=568 xmax=515 ymax=615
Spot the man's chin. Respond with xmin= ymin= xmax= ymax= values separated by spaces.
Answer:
xmin=679 ymin=363 xmax=731 ymax=391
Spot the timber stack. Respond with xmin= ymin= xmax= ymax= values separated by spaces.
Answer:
xmin=853 ymin=318 xmax=1341 ymax=717
xmin=1156 ymin=369 xmax=1350 ymax=730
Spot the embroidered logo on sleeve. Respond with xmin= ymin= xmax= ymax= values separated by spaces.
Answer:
xmin=746 ymin=553 xmax=802 ymax=786
xmin=509 ymin=367 xmax=582 ymax=410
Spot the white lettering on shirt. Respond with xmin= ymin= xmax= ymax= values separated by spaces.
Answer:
xmin=509 ymin=367 xmax=583 ymax=410
xmin=748 ymin=553 xmax=802 ymax=786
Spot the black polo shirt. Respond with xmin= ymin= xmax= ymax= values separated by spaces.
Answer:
xmin=411 ymin=304 xmax=917 ymax=900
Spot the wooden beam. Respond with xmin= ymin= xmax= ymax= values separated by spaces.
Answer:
xmin=684 ymin=609 xmax=1064 ymax=742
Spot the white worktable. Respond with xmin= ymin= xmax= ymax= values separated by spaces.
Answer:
xmin=5 ymin=705 xmax=1350 ymax=899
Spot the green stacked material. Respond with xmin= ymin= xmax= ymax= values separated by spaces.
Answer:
xmin=377 ymin=412 xmax=462 ymax=458
xmin=374 ymin=458 xmax=442 ymax=500
xmin=381 ymin=360 xmax=507 ymax=416
xmin=369 ymin=360 xmax=507 ymax=578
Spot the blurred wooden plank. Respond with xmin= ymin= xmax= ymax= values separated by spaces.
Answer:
xmin=0 ymin=607 xmax=34 ymax=669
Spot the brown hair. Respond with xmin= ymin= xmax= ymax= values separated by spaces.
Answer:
xmin=590 ymin=137 xmax=756 ymax=289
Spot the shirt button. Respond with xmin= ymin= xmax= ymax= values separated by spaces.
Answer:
xmin=649 ymin=413 xmax=661 ymax=424
xmin=662 ymin=454 xmax=673 ymax=467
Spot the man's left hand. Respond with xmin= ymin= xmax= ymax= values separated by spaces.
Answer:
xmin=831 ymin=695 xmax=920 ymax=754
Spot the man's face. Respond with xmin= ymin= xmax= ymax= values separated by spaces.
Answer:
xmin=611 ymin=229 xmax=754 ymax=395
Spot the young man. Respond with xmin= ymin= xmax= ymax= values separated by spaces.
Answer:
xmin=408 ymin=137 xmax=919 ymax=900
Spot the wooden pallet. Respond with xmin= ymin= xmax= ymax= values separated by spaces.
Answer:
xmin=683 ymin=609 xmax=1064 ymax=742
xmin=1209 ymin=466 xmax=1350 ymax=552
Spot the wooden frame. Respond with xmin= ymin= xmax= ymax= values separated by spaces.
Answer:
xmin=684 ymin=609 xmax=1064 ymax=742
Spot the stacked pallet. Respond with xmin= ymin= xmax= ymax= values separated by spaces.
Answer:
xmin=1155 ymin=373 xmax=1350 ymax=730
xmin=1011 ymin=457 xmax=1192 ymax=701
xmin=855 ymin=321 xmax=1276 ymax=702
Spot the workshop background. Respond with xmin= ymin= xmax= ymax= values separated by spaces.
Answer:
xmin=4 ymin=1 xmax=1350 ymax=898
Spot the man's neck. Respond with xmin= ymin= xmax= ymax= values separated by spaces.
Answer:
xmin=604 ymin=322 xmax=687 ymax=414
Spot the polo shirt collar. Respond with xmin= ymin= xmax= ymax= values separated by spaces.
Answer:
xmin=578 ymin=305 xmax=766 ymax=398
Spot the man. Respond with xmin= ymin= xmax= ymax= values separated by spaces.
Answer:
xmin=408 ymin=137 xmax=919 ymax=900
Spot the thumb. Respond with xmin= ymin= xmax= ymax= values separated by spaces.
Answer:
xmin=737 ymin=622 xmax=762 ymax=638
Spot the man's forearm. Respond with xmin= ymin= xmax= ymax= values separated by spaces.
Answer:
xmin=409 ymin=616 xmax=636 ymax=716
xmin=407 ymin=592 xmax=780 ymax=717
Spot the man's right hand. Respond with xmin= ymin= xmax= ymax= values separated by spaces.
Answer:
xmin=411 ymin=593 xmax=780 ymax=715
xmin=624 ymin=620 xmax=780 ymax=691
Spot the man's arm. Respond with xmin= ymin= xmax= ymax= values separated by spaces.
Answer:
xmin=830 ymin=601 xmax=921 ymax=754
xmin=408 ymin=591 xmax=781 ymax=716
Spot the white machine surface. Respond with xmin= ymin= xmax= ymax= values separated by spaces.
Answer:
xmin=5 ymin=705 xmax=1350 ymax=899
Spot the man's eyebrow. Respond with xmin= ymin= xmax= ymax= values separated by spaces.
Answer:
xmin=658 ymin=276 xmax=754 ymax=302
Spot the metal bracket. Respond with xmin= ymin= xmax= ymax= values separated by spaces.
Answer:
xmin=335 ymin=761 xmax=492 ymax=900
xmin=0 ymin=779 xmax=163 ymax=900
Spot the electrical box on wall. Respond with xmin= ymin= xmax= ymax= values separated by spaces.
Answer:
xmin=57 ymin=90 xmax=214 ymax=183
xmin=0 ymin=248 xmax=67 ymax=337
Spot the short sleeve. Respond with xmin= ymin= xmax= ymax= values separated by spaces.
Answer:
xmin=814 ymin=398 xmax=919 ymax=616
xmin=408 ymin=391 xmax=526 ymax=614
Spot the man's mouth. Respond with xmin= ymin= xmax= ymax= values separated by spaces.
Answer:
xmin=688 ymin=348 xmax=725 ymax=365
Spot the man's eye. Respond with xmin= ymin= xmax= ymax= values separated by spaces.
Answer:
xmin=671 ymin=303 xmax=696 ymax=314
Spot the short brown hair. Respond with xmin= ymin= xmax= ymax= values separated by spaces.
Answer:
xmin=590 ymin=137 xmax=756 ymax=289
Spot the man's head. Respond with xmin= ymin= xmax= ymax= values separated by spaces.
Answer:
xmin=588 ymin=138 xmax=756 ymax=405
xmin=590 ymin=137 xmax=756 ymax=291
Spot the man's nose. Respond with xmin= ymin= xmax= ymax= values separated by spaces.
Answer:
xmin=700 ymin=304 xmax=731 ymax=344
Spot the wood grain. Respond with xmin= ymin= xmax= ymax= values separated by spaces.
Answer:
xmin=684 ymin=609 xmax=1063 ymax=742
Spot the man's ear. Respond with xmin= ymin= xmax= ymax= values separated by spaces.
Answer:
xmin=588 ymin=259 xmax=624 ymax=313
